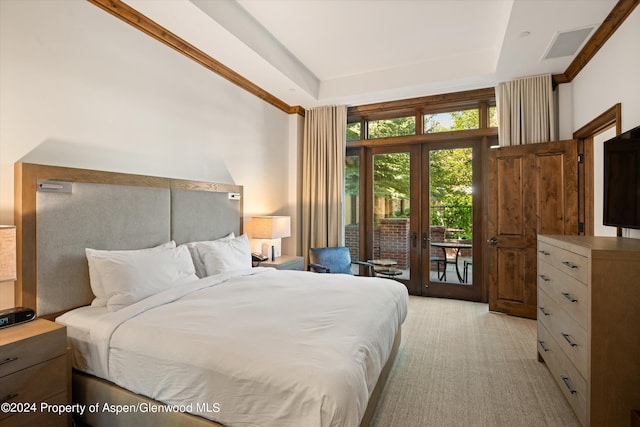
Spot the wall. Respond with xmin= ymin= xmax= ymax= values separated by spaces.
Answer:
xmin=560 ymin=6 xmax=640 ymax=238
xmin=0 ymin=1 xmax=299 ymax=307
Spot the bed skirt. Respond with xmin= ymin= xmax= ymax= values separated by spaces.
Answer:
xmin=72 ymin=328 xmax=401 ymax=427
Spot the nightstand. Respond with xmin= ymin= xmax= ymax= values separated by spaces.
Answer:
xmin=0 ymin=319 xmax=70 ymax=427
xmin=259 ymin=255 xmax=304 ymax=270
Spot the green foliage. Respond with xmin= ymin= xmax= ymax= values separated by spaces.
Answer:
xmin=346 ymin=122 xmax=361 ymax=141
xmin=373 ymin=152 xmax=410 ymax=199
xmin=345 ymin=155 xmax=359 ymax=196
xmin=368 ymin=117 xmax=415 ymax=139
xmin=451 ymin=109 xmax=479 ymax=130
xmin=425 ymin=109 xmax=478 ymax=133
xmin=345 ymin=110 xmax=478 ymax=237
xmin=429 ymin=148 xmax=473 ymax=234
xmin=489 ymin=106 xmax=498 ymax=127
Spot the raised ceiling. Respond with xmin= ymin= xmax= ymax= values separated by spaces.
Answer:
xmin=123 ymin=0 xmax=618 ymax=108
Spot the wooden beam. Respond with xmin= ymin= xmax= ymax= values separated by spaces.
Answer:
xmin=553 ymin=0 xmax=639 ymax=84
xmin=87 ymin=0 xmax=305 ymax=115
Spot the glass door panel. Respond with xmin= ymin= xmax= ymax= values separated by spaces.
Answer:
xmin=371 ymin=152 xmax=411 ymax=280
xmin=344 ymin=153 xmax=361 ymax=266
xmin=425 ymin=146 xmax=475 ymax=297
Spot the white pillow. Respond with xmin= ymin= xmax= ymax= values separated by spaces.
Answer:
xmin=183 ymin=232 xmax=235 ymax=278
xmin=197 ymin=234 xmax=251 ymax=276
xmin=87 ymin=245 xmax=198 ymax=312
xmin=86 ymin=241 xmax=176 ymax=307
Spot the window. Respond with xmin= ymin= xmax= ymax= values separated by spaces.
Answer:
xmin=424 ymin=109 xmax=479 ymax=133
xmin=346 ymin=88 xmax=496 ymax=142
xmin=368 ymin=116 xmax=415 ymax=139
xmin=489 ymin=106 xmax=498 ymax=127
xmin=347 ymin=122 xmax=361 ymax=141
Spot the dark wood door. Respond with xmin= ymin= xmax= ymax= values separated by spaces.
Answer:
xmin=487 ymin=140 xmax=578 ymax=318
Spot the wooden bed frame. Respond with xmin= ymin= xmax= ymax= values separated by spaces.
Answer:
xmin=14 ymin=162 xmax=400 ymax=427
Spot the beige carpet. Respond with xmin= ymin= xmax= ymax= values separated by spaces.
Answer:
xmin=371 ymin=296 xmax=581 ymax=427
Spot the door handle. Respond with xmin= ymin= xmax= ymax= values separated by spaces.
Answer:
xmin=422 ymin=233 xmax=428 ymax=249
xmin=487 ymin=237 xmax=498 ymax=246
xmin=411 ymin=231 xmax=417 ymax=248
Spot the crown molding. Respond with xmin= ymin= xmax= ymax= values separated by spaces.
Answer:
xmin=87 ymin=0 xmax=306 ymax=115
xmin=553 ymin=0 xmax=639 ymax=85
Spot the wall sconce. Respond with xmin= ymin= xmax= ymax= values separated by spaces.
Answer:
xmin=0 ymin=226 xmax=17 ymax=283
xmin=252 ymin=216 xmax=291 ymax=261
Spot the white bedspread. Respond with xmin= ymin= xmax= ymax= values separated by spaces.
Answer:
xmin=57 ymin=268 xmax=408 ymax=427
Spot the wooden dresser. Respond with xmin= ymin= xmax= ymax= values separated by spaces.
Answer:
xmin=0 ymin=319 xmax=69 ymax=426
xmin=537 ymin=235 xmax=640 ymax=426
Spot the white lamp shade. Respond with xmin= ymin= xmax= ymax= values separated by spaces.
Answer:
xmin=252 ymin=216 xmax=291 ymax=239
xmin=0 ymin=226 xmax=17 ymax=283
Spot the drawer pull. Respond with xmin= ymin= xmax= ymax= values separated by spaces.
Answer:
xmin=538 ymin=340 xmax=550 ymax=352
xmin=0 ymin=356 xmax=18 ymax=366
xmin=0 ymin=393 xmax=19 ymax=404
xmin=561 ymin=292 xmax=578 ymax=303
xmin=538 ymin=306 xmax=550 ymax=316
xmin=538 ymin=275 xmax=550 ymax=282
xmin=561 ymin=376 xmax=577 ymax=395
xmin=561 ymin=333 xmax=578 ymax=347
xmin=561 ymin=261 xmax=579 ymax=269
xmin=538 ymin=250 xmax=550 ymax=256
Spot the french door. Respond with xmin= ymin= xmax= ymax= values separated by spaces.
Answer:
xmin=361 ymin=140 xmax=484 ymax=300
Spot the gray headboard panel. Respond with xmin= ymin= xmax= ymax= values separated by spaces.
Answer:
xmin=171 ymin=188 xmax=241 ymax=245
xmin=15 ymin=163 xmax=243 ymax=318
xmin=36 ymin=183 xmax=171 ymax=315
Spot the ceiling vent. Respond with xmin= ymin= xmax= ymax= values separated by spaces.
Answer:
xmin=543 ymin=26 xmax=595 ymax=60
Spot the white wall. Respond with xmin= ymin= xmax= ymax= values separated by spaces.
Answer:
xmin=592 ymin=127 xmax=618 ymax=237
xmin=561 ymin=6 xmax=640 ymax=238
xmin=0 ymin=1 xmax=299 ymax=307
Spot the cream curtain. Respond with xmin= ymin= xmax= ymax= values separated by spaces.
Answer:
xmin=496 ymin=74 xmax=557 ymax=146
xmin=301 ymin=105 xmax=346 ymax=264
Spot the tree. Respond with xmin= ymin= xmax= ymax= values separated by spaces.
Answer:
xmin=429 ymin=148 xmax=473 ymax=237
xmin=345 ymin=110 xmax=477 ymax=234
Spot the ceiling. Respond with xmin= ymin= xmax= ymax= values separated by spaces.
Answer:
xmin=124 ymin=0 xmax=617 ymax=108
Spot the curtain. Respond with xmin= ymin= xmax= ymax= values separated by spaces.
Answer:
xmin=496 ymin=74 xmax=557 ymax=146
xmin=301 ymin=105 xmax=346 ymax=264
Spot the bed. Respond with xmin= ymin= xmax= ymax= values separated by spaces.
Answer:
xmin=14 ymin=163 xmax=408 ymax=427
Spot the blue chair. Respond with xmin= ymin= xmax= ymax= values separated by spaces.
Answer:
xmin=308 ymin=246 xmax=376 ymax=276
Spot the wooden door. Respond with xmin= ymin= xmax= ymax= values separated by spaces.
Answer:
xmin=487 ymin=140 xmax=578 ymax=318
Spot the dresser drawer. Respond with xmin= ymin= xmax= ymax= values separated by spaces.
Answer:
xmin=538 ymin=260 xmax=588 ymax=327
xmin=1 ymin=390 xmax=68 ymax=427
xmin=0 ymin=355 xmax=68 ymax=422
xmin=538 ymin=322 xmax=587 ymax=425
xmin=538 ymin=289 xmax=588 ymax=378
xmin=0 ymin=323 xmax=66 ymax=377
xmin=538 ymin=240 xmax=588 ymax=284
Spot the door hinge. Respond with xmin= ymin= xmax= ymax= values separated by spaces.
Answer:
xmin=578 ymin=153 xmax=584 ymax=164
xmin=578 ymin=222 xmax=585 ymax=233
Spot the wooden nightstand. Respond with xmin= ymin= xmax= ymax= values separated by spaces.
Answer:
xmin=259 ymin=255 xmax=304 ymax=270
xmin=0 ymin=319 xmax=70 ymax=427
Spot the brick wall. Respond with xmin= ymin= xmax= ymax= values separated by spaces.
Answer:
xmin=345 ymin=219 xmax=408 ymax=268
xmin=346 ymin=223 xmax=470 ymax=271
xmin=379 ymin=218 xmax=409 ymax=268
xmin=345 ymin=225 xmax=381 ymax=262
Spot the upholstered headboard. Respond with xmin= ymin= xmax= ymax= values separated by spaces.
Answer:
xmin=14 ymin=163 xmax=243 ymax=317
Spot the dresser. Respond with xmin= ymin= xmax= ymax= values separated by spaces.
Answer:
xmin=0 ymin=319 xmax=69 ymax=427
xmin=537 ymin=235 xmax=640 ymax=426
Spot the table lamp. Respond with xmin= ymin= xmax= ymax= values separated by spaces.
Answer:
xmin=0 ymin=226 xmax=17 ymax=284
xmin=252 ymin=216 xmax=290 ymax=261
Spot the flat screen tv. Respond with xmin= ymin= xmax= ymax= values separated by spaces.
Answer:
xmin=603 ymin=124 xmax=640 ymax=229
